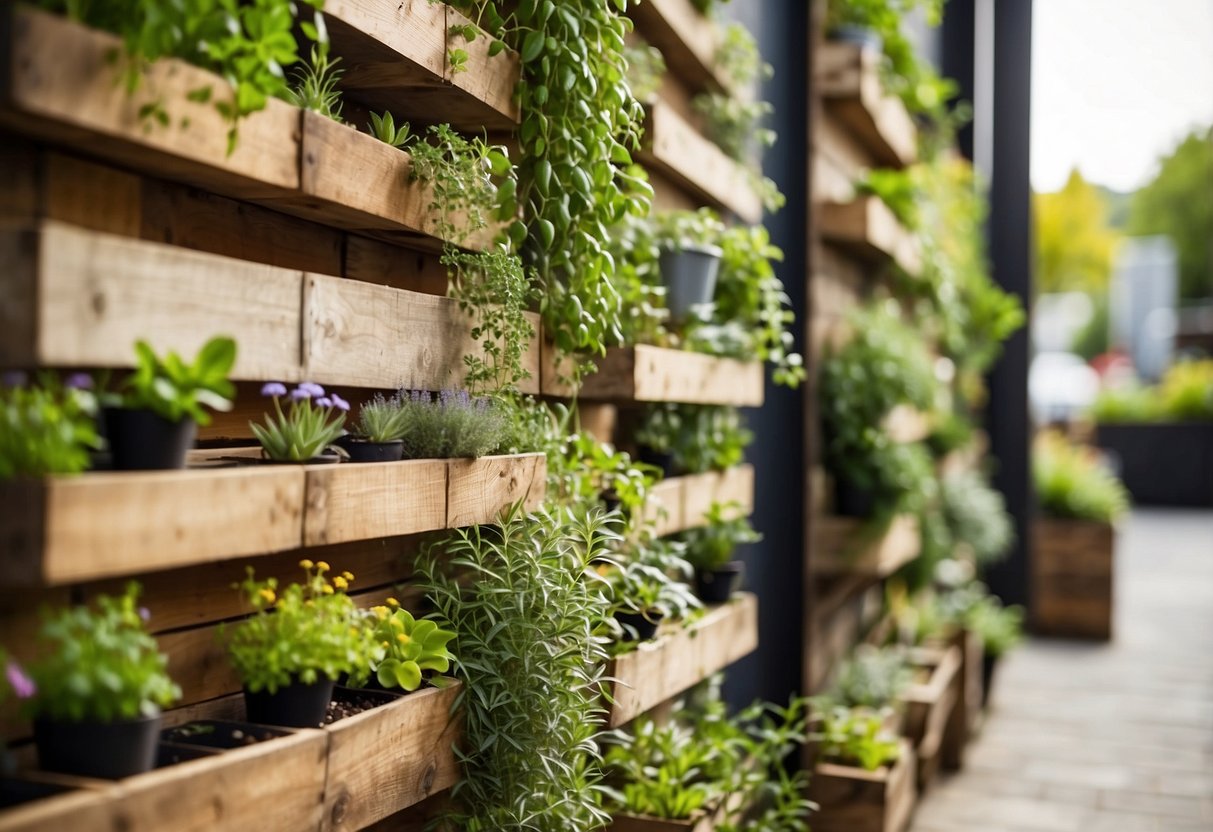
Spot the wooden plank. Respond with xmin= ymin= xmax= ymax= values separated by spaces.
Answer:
xmin=820 ymin=197 xmax=921 ymax=276
xmin=446 ymin=453 xmax=547 ymax=528
xmin=0 ymin=7 xmax=300 ymax=199
xmin=643 ymin=477 xmax=686 ymax=537
xmin=606 ymin=593 xmax=758 ymax=727
xmin=0 ymin=468 xmax=306 ymax=588
xmin=940 ymin=627 xmax=983 ymax=770
xmin=303 ymin=273 xmax=542 ymax=395
xmin=0 ymin=781 xmax=119 ymax=832
xmin=543 ymin=344 xmax=765 ymax=407
xmin=1032 ymin=519 xmax=1115 ymax=639
xmin=344 ymin=236 xmax=449 ymax=295
xmin=813 ymin=515 xmax=920 ymax=578
xmin=639 ymin=101 xmax=763 ymax=224
xmin=679 ymin=465 xmax=756 ymax=530
xmin=629 ymin=0 xmax=731 ymax=96
xmin=304 ymin=459 xmax=448 ymax=546
xmin=327 ymin=0 xmax=520 ymax=131
xmin=902 ymin=645 xmax=961 ymax=790
xmin=816 ymin=42 xmax=917 ymax=168
xmin=810 ymin=741 xmax=917 ymax=832
xmin=322 ymin=682 xmax=461 ymax=831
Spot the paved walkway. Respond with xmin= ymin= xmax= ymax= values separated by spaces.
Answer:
xmin=910 ymin=510 xmax=1213 ymax=832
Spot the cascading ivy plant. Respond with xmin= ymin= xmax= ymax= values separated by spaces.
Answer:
xmin=416 ymin=504 xmax=620 ymax=831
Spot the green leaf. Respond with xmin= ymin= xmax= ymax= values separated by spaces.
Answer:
xmin=521 ymin=30 xmax=545 ymax=63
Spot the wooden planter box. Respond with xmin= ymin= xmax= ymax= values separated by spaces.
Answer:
xmin=809 ymin=741 xmax=917 ymax=832
xmin=819 ymin=197 xmax=921 ymax=277
xmin=813 ymin=515 xmax=920 ymax=578
xmin=939 ymin=627 xmax=984 ymax=770
xmin=641 ymin=466 xmax=756 ymax=537
xmin=1095 ymin=422 xmax=1213 ymax=507
xmin=1032 ymin=518 xmax=1116 ymax=640
xmin=628 ymin=0 xmax=732 ymax=95
xmin=606 ymin=594 xmax=758 ymax=728
xmin=901 ymin=645 xmax=961 ymax=790
xmin=816 ymin=42 xmax=917 ymax=168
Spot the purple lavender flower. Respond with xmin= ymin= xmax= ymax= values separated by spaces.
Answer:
xmin=138 ymin=607 xmax=151 ymax=623
xmin=330 ymin=394 xmax=350 ymax=412
xmin=64 ymin=372 xmax=94 ymax=390
xmin=261 ymin=381 xmax=288 ymax=397
xmin=298 ymin=382 xmax=326 ymax=398
xmin=1 ymin=371 xmax=28 ymax=388
xmin=5 ymin=661 xmax=35 ymax=700
xmin=290 ymin=387 xmax=313 ymax=402
xmin=315 ymin=397 xmax=333 ymax=408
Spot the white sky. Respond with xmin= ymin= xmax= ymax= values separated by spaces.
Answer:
xmin=1030 ymin=0 xmax=1213 ymax=194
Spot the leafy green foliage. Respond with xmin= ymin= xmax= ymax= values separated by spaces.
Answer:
xmin=367 ymin=111 xmax=413 ymax=148
xmin=393 ymin=389 xmax=508 ymax=459
xmin=681 ymin=502 xmax=762 ymax=572
xmin=623 ymin=39 xmax=666 ymax=102
xmin=354 ymin=395 xmax=410 ymax=443
xmin=813 ymin=703 xmax=900 ymax=771
xmin=287 ymin=35 xmax=345 ymax=123
xmin=831 ymin=645 xmax=911 ymax=709
xmin=1035 ymin=169 xmax=1120 ymax=293
xmin=417 ymin=505 xmax=619 ymax=831
xmin=964 ymin=595 xmax=1024 ymax=658
xmin=637 ymin=404 xmax=753 ymax=475
xmin=224 ymin=561 xmax=376 ymax=694
xmin=1093 ymin=361 xmax=1213 ymax=423
xmin=250 ymin=383 xmax=348 ymax=462
xmin=109 ymin=336 xmax=236 ymax=426
xmin=603 ymin=554 xmax=700 ymax=635
xmin=18 ymin=583 xmax=180 ymax=722
xmin=940 ymin=469 xmax=1015 ymax=566
xmin=0 ymin=374 xmax=100 ymax=480
xmin=1033 ymin=432 xmax=1128 ymax=523
xmin=349 ymin=603 xmax=456 ymax=692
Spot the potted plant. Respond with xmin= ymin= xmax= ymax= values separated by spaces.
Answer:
xmin=605 ymin=558 xmax=700 ymax=643
xmin=680 ymin=502 xmax=761 ymax=604
xmin=346 ymin=601 xmax=456 ymax=691
xmin=633 ymin=404 xmax=681 ymax=478
xmin=652 ymin=210 xmax=725 ymax=325
xmin=635 ymin=404 xmax=753 ymax=479
xmin=0 ymin=372 xmax=100 ymax=479
xmin=224 ymin=560 xmax=374 ymax=727
xmin=395 ymin=389 xmax=507 ymax=459
xmin=101 ymin=337 xmax=237 ymax=470
xmin=340 ymin=394 xmax=408 ymax=462
xmin=8 ymin=583 xmax=181 ymax=779
xmin=810 ymin=703 xmax=915 ymax=832
xmin=250 ymin=382 xmax=350 ymax=463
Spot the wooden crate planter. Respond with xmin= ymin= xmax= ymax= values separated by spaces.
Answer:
xmin=816 ymin=42 xmax=917 ymax=168
xmin=639 ymin=102 xmax=762 ymax=224
xmin=643 ymin=477 xmax=688 ymax=537
xmin=0 ymin=778 xmax=117 ymax=832
xmin=322 ymin=682 xmax=462 ymax=831
xmin=820 ymin=198 xmax=921 ymax=277
xmin=446 ymin=453 xmax=547 ymax=528
xmin=901 ymin=645 xmax=961 ymax=790
xmin=1032 ymin=518 xmax=1116 ymax=640
xmin=628 ymin=0 xmax=731 ymax=96
xmin=813 ymin=515 xmax=920 ymax=578
xmin=542 ymin=344 xmax=764 ymax=407
xmin=940 ymin=627 xmax=983 ymax=770
xmin=606 ymin=593 xmax=759 ymax=728
xmin=640 ymin=466 xmax=756 ymax=537
xmin=809 ymin=741 xmax=917 ymax=832
xmin=303 ymin=459 xmax=448 ymax=547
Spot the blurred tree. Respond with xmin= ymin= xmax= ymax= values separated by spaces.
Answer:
xmin=1034 ymin=169 xmax=1119 ymax=294
xmin=1128 ymin=127 xmax=1213 ymax=301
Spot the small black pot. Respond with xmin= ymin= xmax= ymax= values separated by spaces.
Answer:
xmin=615 ymin=610 xmax=664 ymax=642
xmin=981 ymin=653 xmax=999 ymax=708
xmin=638 ymin=446 xmax=678 ymax=479
xmin=34 ymin=712 xmax=162 ymax=779
xmin=695 ymin=562 xmax=744 ymax=605
xmin=104 ymin=408 xmax=196 ymax=471
xmin=827 ymin=24 xmax=883 ymax=51
xmin=342 ymin=439 xmax=404 ymax=463
xmin=834 ymin=478 xmax=878 ymax=518
xmin=243 ymin=677 xmax=335 ymax=728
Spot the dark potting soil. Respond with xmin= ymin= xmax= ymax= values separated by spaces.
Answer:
xmin=324 ymin=690 xmax=392 ymax=724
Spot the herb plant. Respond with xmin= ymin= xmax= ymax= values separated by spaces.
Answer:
xmin=250 ymin=382 xmax=350 ymax=462
xmin=681 ymin=502 xmax=761 ymax=572
xmin=107 ymin=336 xmax=237 ymax=425
xmin=354 ymin=394 xmax=409 ymax=443
xmin=224 ymin=561 xmax=375 ymax=694
xmin=1033 ymin=432 xmax=1129 ymax=523
xmin=605 ymin=558 xmax=700 ymax=636
xmin=637 ymin=404 xmax=753 ymax=475
xmin=287 ymin=35 xmax=345 ymax=123
xmin=832 ymin=645 xmax=912 ymax=709
xmin=395 ymin=389 xmax=507 ymax=459
xmin=0 ymin=373 xmax=100 ymax=480
xmin=15 ymin=583 xmax=180 ymax=722
xmin=814 ymin=703 xmax=901 ymax=771
xmin=349 ymin=602 xmax=456 ymax=692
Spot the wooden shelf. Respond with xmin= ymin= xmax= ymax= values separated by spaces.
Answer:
xmin=816 ymin=42 xmax=917 ymax=169
xmin=639 ymin=102 xmax=763 ymax=224
xmin=542 ymin=344 xmax=764 ymax=407
xmin=0 ymin=221 xmax=541 ymax=394
xmin=0 ymin=683 xmax=461 ymax=832
xmin=810 ymin=741 xmax=917 ymax=832
xmin=606 ymin=593 xmax=758 ymax=728
xmin=902 ymin=645 xmax=961 ymax=790
xmin=0 ymin=454 xmax=546 ymax=587
xmin=813 ymin=515 xmax=920 ymax=579
xmin=325 ymin=0 xmax=520 ymax=132
xmin=642 ymin=466 xmax=756 ymax=537
xmin=820 ymin=197 xmax=921 ymax=276
xmin=629 ymin=0 xmax=732 ymax=96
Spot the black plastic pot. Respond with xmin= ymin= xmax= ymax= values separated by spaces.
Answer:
xmin=834 ymin=477 xmax=879 ymax=518
xmin=638 ymin=446 xmax=678 ymax=479
xmin=658 ymin=244 xmax=722 ymax=323
xmin=341 ymin=438 xmax=404 ymax=463
xmin=827 ymin=24 xmax=883 ymax=51
xmin=981 ymin=653 xmax=999 ymax=708
xmin=243 ymin=678 xmax=335 ymax=728
xmin=104 ymin=408 xmax=196 ymax=471
xmin=34 ymin=712 xmax=162 ymax=779
xmin=695 ymin=562 xmax=744 ymax=605
xmin=1095 ymin=422 xmax=1213 ymax=507
xmin=615 ymin=610 xmax=664 ymax=642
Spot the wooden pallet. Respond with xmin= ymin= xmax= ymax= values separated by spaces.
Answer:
xmin=641 ymin=466 xmax=756 ymax=537
xmin=813 ymin=515 xmax=920 ymax=578
xmin=629 ymin=0 xmax=732 ymax=96
xmin=810 ymin=741 xmax=917 ymax=832
xmin=816 ymin=42 xmax=916 ymax=168
xmin=819 ymin=197 xmax=921 ymax=277
xmin=1032 ymin=518 xmax=1115 ymax=640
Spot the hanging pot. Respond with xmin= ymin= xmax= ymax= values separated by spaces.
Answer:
xmin=104 ymin=408 xmax=196 ymax=471
xmin=827 ymin=24 xmax=883 ymax=52
xmin=243 ymin=677 xmax=335 ymax=728
xmin=659 ymin=244 xmax=723 ymax=324
xmin=34 ymin=712 xmax=162 ymax=779
xmin=695 ymin=562 xmax=745 ymax=605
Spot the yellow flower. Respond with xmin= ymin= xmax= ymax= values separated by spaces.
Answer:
xmin=372 ymin=605 xmax=389 ymax=619
xmin=396 ymin=633 xmax=410 ymax=644
xmin=333 ymin=576 xmax=348 ymax=591
xmin=386 ymin=597 xmax=400 ymax=607
xmin=390 ymin=616 xmax=404 ymax=629
xmin=381 ymin=641 xmax=390 ymax=649
xmin=342 ymin=571 xmax=354 ymax=581
xmin=299 ymin=559 xmax=314 ymax=570
xmin=259 ymin=588 xmax=276 ymax=604
xmin=316 ymin=561 xmax=331 ymax=572
xmin=322 ymin=585 xmax=334 ymax=595
xmin=349 ymin=627 xmax=360 ymax=637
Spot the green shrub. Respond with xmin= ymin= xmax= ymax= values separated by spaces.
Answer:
xmin=1033 ymin=433 xmax=1129 ymax=523
xmin=0 ymin=373 xmax=100 ymax=480
xmin=941 ymin=469 xmax=1014 ymax=566
xmin=396 ymin=389 xmax=507 ymax=459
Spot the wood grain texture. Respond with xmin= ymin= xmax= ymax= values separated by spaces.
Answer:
xmin=304 ymin=273 xmax=542 ymax=395
xmin=644 ymin=477 xmax=688 ymax=537
xmin=0 ymin=7 xmax=300 ymax=199
xmin=813 ymin=515 xmax=921 ymax=578
xmin=446 ymin=453 xmax=547 ymax=528
xmin=321 ymin=682 xmax=461 ymax=831
xmin=639 ymin=101 xmax=763 ymax=224
xmin=820 ymin=197 xmax=922 ymax=276
xmin=816 ymin=42 xmax=917 ymax=168
xmin=0 ymin=780 xmax=118 ymax=832
xmin=445 ymin=5 xmax=521 ymax=125
xmin=629 ymin=0 xmax=731 ymax=96
xmin=606 ymin=593 xmax=758 ymax=727
xmin=304 ymin=459 xmax=447 ymax=546
xmin=1031 ymin=519 xmax=1116 ymax=640
xmin=679 ymin=465 xmax=756 ymax=530
xmin=810 ymin=742 xmax=917 ymax=832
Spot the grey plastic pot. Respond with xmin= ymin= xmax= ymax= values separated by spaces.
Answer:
xmin=827 ymin=24 xmax=883 ymax=52
xmin=659 ymin=244 xmax=723 ymax=323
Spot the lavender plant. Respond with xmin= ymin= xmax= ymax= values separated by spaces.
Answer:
xmin=250 ymin=382 xmax=350 ymax=462
xmin=396 ymin=389 xmax=506 ymax=459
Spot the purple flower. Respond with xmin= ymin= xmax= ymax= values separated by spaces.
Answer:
xmin=261 ymin=381 xmax=288 ymax=397
xmin=6 ymin=661 xmax=35 ymax=700
xmin=290 ymin=387 xmax=313 ymax=402
xmin=64 ymin=372 xmax=93 ymax=390
xmin=1 ymin=371 xmax=27 ymax=388
xmin=298 ymin=382 xmax=326 ymax=398
xmin=330 ymin=394 xmax=350 ymax=412
xmin=315 ymin=397 xmax=333 ymax=408
xmin=138 ymin=607 xmax=151 ymax=623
